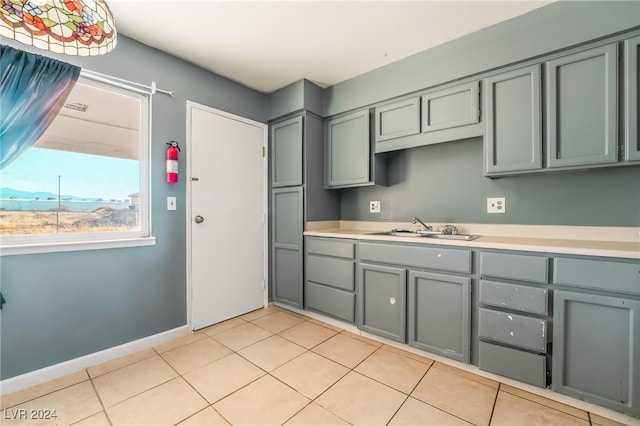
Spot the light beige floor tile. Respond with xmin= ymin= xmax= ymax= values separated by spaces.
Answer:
xmin=500 ymin=384 xmax=589 ymax=420
xmin=312 ymin=333 xmax=378 ymax=368
xmin=213 ymin=375 xmax=309 ymax=426
xmin=72 ymin=411 xmax=110 ymax=426
xmin=213 ymin=322 xmax=273 ymax=351
xmin=389 ymin=397 xmax=472 ymax=426
xmin=272 ymin=351 xmax=349 ymax=399
xmin=153 ymin=332 xmax=207 ymax=354
xmin=107 ymin=377 xmax=207 ymax=426
xmin=433 ymin=362 xmax=500 ymax=389
xmin=251 ymin=311 xmax=307 ymax=333
xmin=92 ymin=355 xmax=177 ymax=407
xmin=590 ymin=413 xmax=629 ymax=426
xmin=88 ymin=348 xmax=156 ymax=378
xmin=1 ymin=370 xmax=88 ymax=410
xmin=341 ymin=330 xmax=384 ymax=347
xmin=316 ymin=371 xmax=406 ymax=426
xmin=309 ymin=319 xmax=343 ymax=332
xmin=382 ymin=344 xmax=435 ymax=365
xmin=183 ymin=353 xmax=265 ymax=404
xmin=200 ymin=317 xmax=247 ymax=337
xmin=279 ymin=320 xmax=339 ymax=349
xmin=492 ymin=391 xmax=589 ymax=426
xmin=240 ymin=305 xmax=281 ymax=321
xmin=178 ymin=407 xmax=230 ymax=426
xmin=412 ymin=366 xmax=497 ymax=425
xmin=284 ymin=402 xmax=349 ymax=426
xmin=161 ymin=337 xmax=232 ymax=375
xmin=1 ymin=381 xmax=101 ymax=426
xmin=237 ymin=335 xmax=306 ymax=371
xmin=355 ymin=348 xmax=430 ymax=394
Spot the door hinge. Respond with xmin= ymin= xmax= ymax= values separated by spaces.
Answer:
xmin=262 ymin=279 xmax=266 ymax=290
xmin=263 ymin=146 xmax=266 ymax=157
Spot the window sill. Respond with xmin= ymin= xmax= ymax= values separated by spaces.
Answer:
xmin=0 ymin=236 xmax=157 ymax=256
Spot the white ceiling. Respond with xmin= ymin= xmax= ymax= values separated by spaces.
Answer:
xmin=108 ymin=0 xmax=554 ymax=94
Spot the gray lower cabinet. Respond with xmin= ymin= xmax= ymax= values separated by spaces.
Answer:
xmin=546 ymin=43 xmax=618 ymax=168
xmin=304 ymin=237 xmax=356 ymax=323
xmin=553 ymin=290 xmax=640 ymax=416
xmin=484 ymin=65 xmax=542 ymax=175
xmin=625 ymin=35 xmax=640 ymax=162
xmin=408 ymin=270 xmax=471 ymax=363
xmin=271 ymin=115 xmax=303 ymax=187
xmin=272 ymin=187 xmax=303 ymax=307
xmin=357 ymin=263 xmax=407 ymax=342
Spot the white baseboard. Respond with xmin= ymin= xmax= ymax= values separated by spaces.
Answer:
xmin=0 ymin=325 xmax=190 ymax=396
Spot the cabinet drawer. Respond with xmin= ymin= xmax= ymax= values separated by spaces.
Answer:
xmin=479 ymin=279 xmax=549 ymax=315
xmin=479 ymin=341 xmax=547 ymax=388
xmin=306 ymin=237 xmax=355 ymax=259
xmin=307 ymin=255 xmax=354 ymax=291
xmin=478 ymin=308 xmax=549 ymax=353
xmin=553 ymin=257 xmax=640 ymax=295
xmin=359 ymin=242 xmax=472 ymax=273
xmin=480 ymin=252 xmax=549 ymax=283
xmin=305 ymin=282 xmax=355 ymax=323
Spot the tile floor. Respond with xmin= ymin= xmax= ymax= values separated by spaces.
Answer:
xmin=0 ymin=305 xmax=633 ymax=426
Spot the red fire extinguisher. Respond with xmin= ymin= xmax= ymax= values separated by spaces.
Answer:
xmin=166 ymin=141 xmax=180 ymax=183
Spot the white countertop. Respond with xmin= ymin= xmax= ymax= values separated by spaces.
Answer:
xmin=304 ymin=221 xmax=640 ymax=260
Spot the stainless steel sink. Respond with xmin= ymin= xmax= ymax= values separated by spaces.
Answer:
xmin=425 ymin=234 xmax=479 ymax=241
xmin=367 ymin=229 xmax=479 ymax=240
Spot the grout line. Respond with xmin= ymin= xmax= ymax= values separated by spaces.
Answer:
xmin=487 ymin=382 xmax=501 ymax=425
xmin=87 ymin=370 xmax=114 ymax=426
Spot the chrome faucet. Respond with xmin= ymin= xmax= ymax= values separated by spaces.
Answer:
xmin=411 ymin=217 xmax=432 ymax=231
xmin=439 ymin=224 xmax=459 ymax=235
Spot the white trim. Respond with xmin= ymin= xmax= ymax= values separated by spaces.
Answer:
xmin=0 ymin=325 xmax=189 ymax=396
xmin=0 ymin=236 xmax=156 ymax=256
xmin=185 ymin=101 xmax=269 ymax=331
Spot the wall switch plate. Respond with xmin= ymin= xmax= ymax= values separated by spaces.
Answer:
xmin=487 ymin=197 xmax=505 ymax=213
xmin=167 ymin=196 xmax=177 ymax=211
xmin=370 ymin=200 xmax=381 ymax=213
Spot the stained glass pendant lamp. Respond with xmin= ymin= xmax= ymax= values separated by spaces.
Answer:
xmin=0 ymin=0 xmax=117 ymax=56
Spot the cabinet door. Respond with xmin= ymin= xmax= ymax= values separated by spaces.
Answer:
xmin=553 ymin=290 xmax=640 ymax=416
xmin=421 ymin=81 xmax=479 ymax=133
xmin=325 ymin=109 xmax=371 ymax=188
xmin=272 ymin=187 xmax=303 ymax=307
xmin=408 ymin=270 xmax=471 ymax=363
xmin=357 ymin=263 xmax=406 ymax=342
xmin=484 ymin=65 xmax=542 ymax=174
xmin=546 ymin=44 xmax=618 ymax=168
xmin=271 ymin=116 xmax=302 ymax=187
xmin=625 ymin=36 xmax=640 ymax=162
xmin=374 ymin=97 xmax=420 ymax=142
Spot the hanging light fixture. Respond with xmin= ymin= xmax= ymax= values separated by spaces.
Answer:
xmin=0 ymin=0 xmax=117 ymax=56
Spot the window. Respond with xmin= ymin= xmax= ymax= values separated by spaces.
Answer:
xmin=0 ymin=74 xmax=153 ymax=254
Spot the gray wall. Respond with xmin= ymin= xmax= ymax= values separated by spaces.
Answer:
xmin=0 ymin=36 xmax=268 ymax=380
xmin=341 ymin=139 xmax=640 ymax=226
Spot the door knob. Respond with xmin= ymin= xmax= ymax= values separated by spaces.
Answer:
xmin=194 ymin=215 xmax=204 ymax=224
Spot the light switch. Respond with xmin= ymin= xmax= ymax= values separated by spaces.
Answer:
xmin=167 ymin=196 xmax=176 ymax=211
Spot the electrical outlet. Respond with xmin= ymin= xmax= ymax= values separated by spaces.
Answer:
xmin=167 ymin=196 xmax=176 ymax=211
xmin=487 ymin=197 xmax=505 ymax=213
xmin=370 ymin=200 xmax=381 ymax=213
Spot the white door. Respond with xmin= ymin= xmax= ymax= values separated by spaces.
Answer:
xmin=188 ymin=102 xmax=267 ymax=330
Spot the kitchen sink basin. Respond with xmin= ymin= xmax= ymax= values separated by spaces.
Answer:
xmin=426 ymin=234 xmax=479 ymax=241
xmin=367 ymin=229 xmax=479 ymax=240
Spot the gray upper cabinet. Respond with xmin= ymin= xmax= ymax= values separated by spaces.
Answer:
xmin=546 ymin=44 xmax=618 ymax=168
xmin=374 ymin=97 xmax=421 ymax=143
xmin=422 ymin=81 xmax=480 ymax=133
xmin=625 ymin=35 xmax=640 ymax=162
xmin=271 ymin=116 xmax=303 ymax=187
xmin=484 ymin=65 xmax=542 ymax=175
xmin=325 ymin=109 xmax=383 ymax=188
xmin=272 ymin=187 xmax=303 ymax=308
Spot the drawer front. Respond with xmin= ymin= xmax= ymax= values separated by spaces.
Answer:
xmin=553 ymin=257 xmax=640 ymax=295
xmin=479 ymin=279 xmax=549 ymax=315
xmin=479 ymin=341 xmax=547 ymax=388
xmin=478 ymin=308 xmax=548 ymax=353
xmin=359 ymin=242 xmax=472 ymax=273
xmin=305 ymin=282 xmax=355 ymax=323
xmin=480 ymin=252 xmax=549 ymax=283
xmin=306 ymin=237 xmax=355 ymax=259
xmin=307 ymin=255 xmax=354 ymax=291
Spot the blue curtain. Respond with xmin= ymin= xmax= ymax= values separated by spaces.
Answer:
xmin=0 ymin=45 xmax=80 ymax=169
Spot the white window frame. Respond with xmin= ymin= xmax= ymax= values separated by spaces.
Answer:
xmin=0 ymin=72 xmax=155 ymax=256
